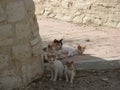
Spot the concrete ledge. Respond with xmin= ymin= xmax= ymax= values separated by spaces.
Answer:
xmin=74 ymin=56 xmax=120 ymax=71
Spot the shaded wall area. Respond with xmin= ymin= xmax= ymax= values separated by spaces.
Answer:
xmin=0 ymin=0 xmax=43 ymax=89
xmin=35 ymin=0 xmax=120 ymax=28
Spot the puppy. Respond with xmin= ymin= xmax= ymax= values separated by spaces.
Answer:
xmin=64 ymin=61 xmax=75 ymax=83
xmin=47 ymin=54 xmax=64 ymax=81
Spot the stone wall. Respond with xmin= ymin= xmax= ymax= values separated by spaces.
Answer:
xmin=35 ymin=0 xmax=120 ymax=28
xmin=0 ymin=0 xmax=43 ymax=90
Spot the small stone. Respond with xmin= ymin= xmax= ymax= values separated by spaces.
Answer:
xmin=101 ymin=77 xmax=109 ymax=82
xmin=50 ymin=89 xmax=54 ymax=90
xmin=44 ymin=8 xmax=52 ymax=16
xmin=85 ymin=38 xmax=90 ymax=42
xmin=83 ymin=16 xmax=92 ymax=24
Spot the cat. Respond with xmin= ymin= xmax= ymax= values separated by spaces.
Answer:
xmin=53 ymin=39 xmax=63 ymax=50
xmin=47 ymin=53 xmax=64 ymax=81
xmin=59 ymin=44 xmax=86 ymax=57
xmin=42 ymin=39 xmax=63 ymax=62
xmin=42 ymin=44 xmax=56 ymax=63
xmin=64 ymin=61 xmax=75 ymax=83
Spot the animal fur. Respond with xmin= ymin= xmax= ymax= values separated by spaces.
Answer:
xmin=47 ymin=54 xmax=64 ymax=81
xmin=64 ymin=61 xmax=75 ymax=83
xmin=59 ymin=44 xmax=86 ymax=57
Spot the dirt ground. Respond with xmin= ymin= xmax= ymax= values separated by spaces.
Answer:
xmin=25 ymin=69 xmax=120 ymax=90
xmin=24 ymin=17 xmax=120 ymax=90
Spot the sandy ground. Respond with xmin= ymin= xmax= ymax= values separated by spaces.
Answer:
xmin=23 ymin=17 xmax=120 ymax=90
xmin=38 ymin=18 xmax=120 ymax=60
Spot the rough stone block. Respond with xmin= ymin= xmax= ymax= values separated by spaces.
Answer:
xmin=6 ymin=1 xmax=26 ymax=22
xmin=82 ymin=16 xmax=93 ymax=24
xmin=21 ymin=61 xmax=42 ymax=84
xmin=12 ymin=44 xmax=32 ymax=60
xmin=44 ymin=8 xmax=52 ymax=16
xmin=0 ymin=76 xmax=22 ymax=90
xmin=94 ymin=18 xmax=103 ymax=26
xmin=30 ymin=36 xmax=41 ymax=46
xmin=35 ymin=5 xmax=45 ymax=15
xmin=104 ymin=19 xmax=118 ymax=27
xmin=15 ymin=23 xmax=31 ymax=40
xmin=32 ymin=43 xmax=42 ymax=56
xmin=0 ymin=5 xmax=6 ymax=22
xmin=50 ymin=0 xmax=60 ymax=7
xmin=117 ymin=23 xmax=120 ymax=28
xmin=61 ymin=1 xmax=69 ymax=8
xmin=74 ymin=2 xmax=87 ymax=9
xmin=0 ymin=54 xmax=9 ymax=69
xmin=55 ymin=14 xmax=63 ymax=19
xmin=0 ymin=24 xmax=12 ymax=40
xmin=0 ymin=38 xmax=13 ymax=46
xmin=73 ymin=15 xmax=84 ymax=23
xmin=24 ymin=0 xmax=35 ymax=12
xmin=61 ymin=15 xmax=72 ymax=21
